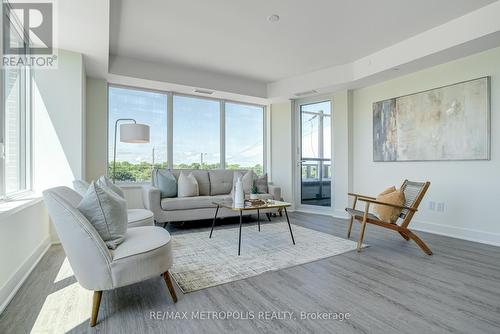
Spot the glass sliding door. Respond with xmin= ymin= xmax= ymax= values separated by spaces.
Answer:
xmin=299 ymin=100 xmax=332 ymax=207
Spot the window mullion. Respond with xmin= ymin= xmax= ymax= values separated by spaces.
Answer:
xmin=167 ymin=92 xmax=173 ymax=170
xmin=220 ymin=100 xmax=225 ymax=169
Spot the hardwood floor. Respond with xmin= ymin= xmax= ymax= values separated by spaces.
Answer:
xmin=1 ymin=212 xmax=499 ymax=333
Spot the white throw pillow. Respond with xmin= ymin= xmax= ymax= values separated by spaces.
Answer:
xmin=242 ymin=170 xmax=255 ymax=194
xmin=97 ymin=175 xmax=125 ymax=198
xmin=178 ymin=172 xmax=199 ymax=197
xmin=77 ymin=181 xmax=128 ymax=249
xmin=231 ymin=170 xmax=255 ymax=195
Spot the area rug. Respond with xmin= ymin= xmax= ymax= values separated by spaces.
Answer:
xmin=170 ymin=222 xmax=362 ymax=293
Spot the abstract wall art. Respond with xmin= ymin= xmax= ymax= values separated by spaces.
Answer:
xmin=373 ymin=77 xmax=490 ymax=162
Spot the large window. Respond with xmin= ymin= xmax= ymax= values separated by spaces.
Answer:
xmin=108 ymin=86 xmax=265 ymax=181
xmin=108 ymin=86 xmax=167 ymax=182
xmin=173 ymin=95 xmax=220 ymax=169
xmin=1 ymin=11 xmax=31 ymax=198
xmin=225 ymin=102 xmax=264 ymax=174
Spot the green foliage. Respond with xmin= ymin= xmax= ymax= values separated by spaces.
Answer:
xmin=251 ymin=186 xmax=258 ymax=194
xmin=109 ymin=161 xmax=264 ymax=182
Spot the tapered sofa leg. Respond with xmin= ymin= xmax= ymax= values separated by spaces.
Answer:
xmin=163 ymin=271 xmax=178 ymax=303
xmin=90 ymin=291 xmax=102 ymax=327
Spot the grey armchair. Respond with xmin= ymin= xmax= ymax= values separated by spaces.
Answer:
xmin=43 ymin=187 xmax=178 ymax=327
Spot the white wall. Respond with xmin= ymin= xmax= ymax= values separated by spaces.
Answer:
xmin=0 ymin=201 xmax=51 ymax=313
xmin=332 ymin=91 xmax=353 ymax=216
xmin=270 ymin=101 xmax=293 ymax=203
xmin=270 ymin=47 xmax=500 ymax=246
xmin=85 ymin=78 xmax=108 ymax=181
xmin=352 ymin=47 xmax=500 ymax=245
xmin=32 ymin=49 xmax=86 ymax=191
xmin=0 ymin=49 xmax=87 ymax=312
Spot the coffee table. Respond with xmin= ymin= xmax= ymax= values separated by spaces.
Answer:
xmin=209 ymin=200 xmax=295 ymax=255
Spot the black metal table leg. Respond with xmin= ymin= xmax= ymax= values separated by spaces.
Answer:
xmin=257 ymin=209 xmax=260 ymax=232
xmin=238 ymin=210 xmax=243 ymax=255
xmin=266 ymin=212 xmax=272 ymax=222
xmin=284 ymin=207 xmax=295 ymax=245
xmin=209 ymin=205 xmax=219 ymax=238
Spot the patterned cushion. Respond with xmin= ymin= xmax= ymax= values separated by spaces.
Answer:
xmin=254 ymin=173 xmax=268 ymax=193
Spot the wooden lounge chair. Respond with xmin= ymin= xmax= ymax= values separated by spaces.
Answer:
xmin=346 ymin=180 xmax=432 ymax=255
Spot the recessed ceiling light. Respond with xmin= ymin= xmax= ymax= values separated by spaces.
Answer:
xmin=267 ymin=14 xmax=280 ymax=22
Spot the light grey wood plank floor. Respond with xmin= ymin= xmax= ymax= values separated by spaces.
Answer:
xmin=1 ymin=212 xmax=499 ymax=334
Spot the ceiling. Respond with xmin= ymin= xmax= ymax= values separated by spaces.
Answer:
xmin=109 ymin=0 xmax=496 ymax=83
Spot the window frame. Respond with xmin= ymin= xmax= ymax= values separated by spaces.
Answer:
xmin=0 ymin=4 xmax=33 ymax=200
xmin=107 ymin=83 xmax=267 ymax=181
xmin=107 ymin=84 xmax=169 ymax=182
xmin=224 ymin=100 xmax=266 ymax=174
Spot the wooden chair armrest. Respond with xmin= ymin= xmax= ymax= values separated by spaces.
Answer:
xmin=348 ymin=192 xmax=376 ymax=200
xmin=357 ymin=198 xmax=417 ymax=212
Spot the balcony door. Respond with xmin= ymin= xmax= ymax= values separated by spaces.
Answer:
xmin=295 ymin=98 xmax=332 ymax=209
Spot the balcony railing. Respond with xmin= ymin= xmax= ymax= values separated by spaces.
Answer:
xmin=301 ymin=158 xmax=331 ymax=207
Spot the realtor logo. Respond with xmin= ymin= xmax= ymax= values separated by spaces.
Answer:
xmin=2 ymin=1 xmax=56 ymax=68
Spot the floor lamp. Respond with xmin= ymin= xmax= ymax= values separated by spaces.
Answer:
xmin=112 ymin=118 xmax=150 ymax=183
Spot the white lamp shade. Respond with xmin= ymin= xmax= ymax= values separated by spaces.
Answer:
xmin=120 ymin=123 xmax=150 ymax=143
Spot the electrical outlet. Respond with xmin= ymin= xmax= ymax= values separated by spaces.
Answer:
xmin=437 ymin=202 xmax=445 ymax=212
xmin=428 ymin=201 xmax=436 ymax=210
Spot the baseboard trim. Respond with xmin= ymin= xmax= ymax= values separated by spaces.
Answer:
xmin=411 ymin=220 xmax=500 ymax=247
xmin=296 ymin=209 xmax=499 ymax=247
xmin=333 ymin=210 xmax=349 ymax=219
xmin=0 ymin=236 xmax=51 ymax=314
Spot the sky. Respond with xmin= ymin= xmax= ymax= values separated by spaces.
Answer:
xmin=300 ymin=101 xmax=331 ymax=160
xmin=108 ymin=86 xmax=264 ymax=167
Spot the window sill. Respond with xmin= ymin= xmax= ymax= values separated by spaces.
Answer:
xmin=0 ymin=195 xmax=44 ymax=220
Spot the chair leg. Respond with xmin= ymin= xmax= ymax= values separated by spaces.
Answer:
xmin=398 ymin=231 xmax=410 ymax=241
xmin=405 ymin=230 xmax=433 ymax=255
xmin=163 ymin=271 xmax=178 ymax=303
xmin=357 ymin=220 xmax=367 ymax=252
xmin=90 ymin=291 xmax=102 ymax=327
xmin=347 ymin=216 xmax=354 ymax=239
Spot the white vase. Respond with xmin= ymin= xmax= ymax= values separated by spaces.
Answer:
xmin=234 ymin=177 xmax=244 ymax=208
xmin=250 ymin=193 xmax=258 ymax=200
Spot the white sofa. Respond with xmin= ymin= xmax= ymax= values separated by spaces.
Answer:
xmin=142 ymin=169 xmax=281 ymax=224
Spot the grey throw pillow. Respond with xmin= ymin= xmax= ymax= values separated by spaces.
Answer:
xmin=97 ymin=175 xmax=125 ymax=198
xmin=72 ymin=179 xmax=90 ymax=196
xmin=77 ymin=182 xmax=128 ymax=249
xmin=154 ymin=169 xmax=177 ymax=198
xmin=254 ymin=173 xmax=268 ymax=193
